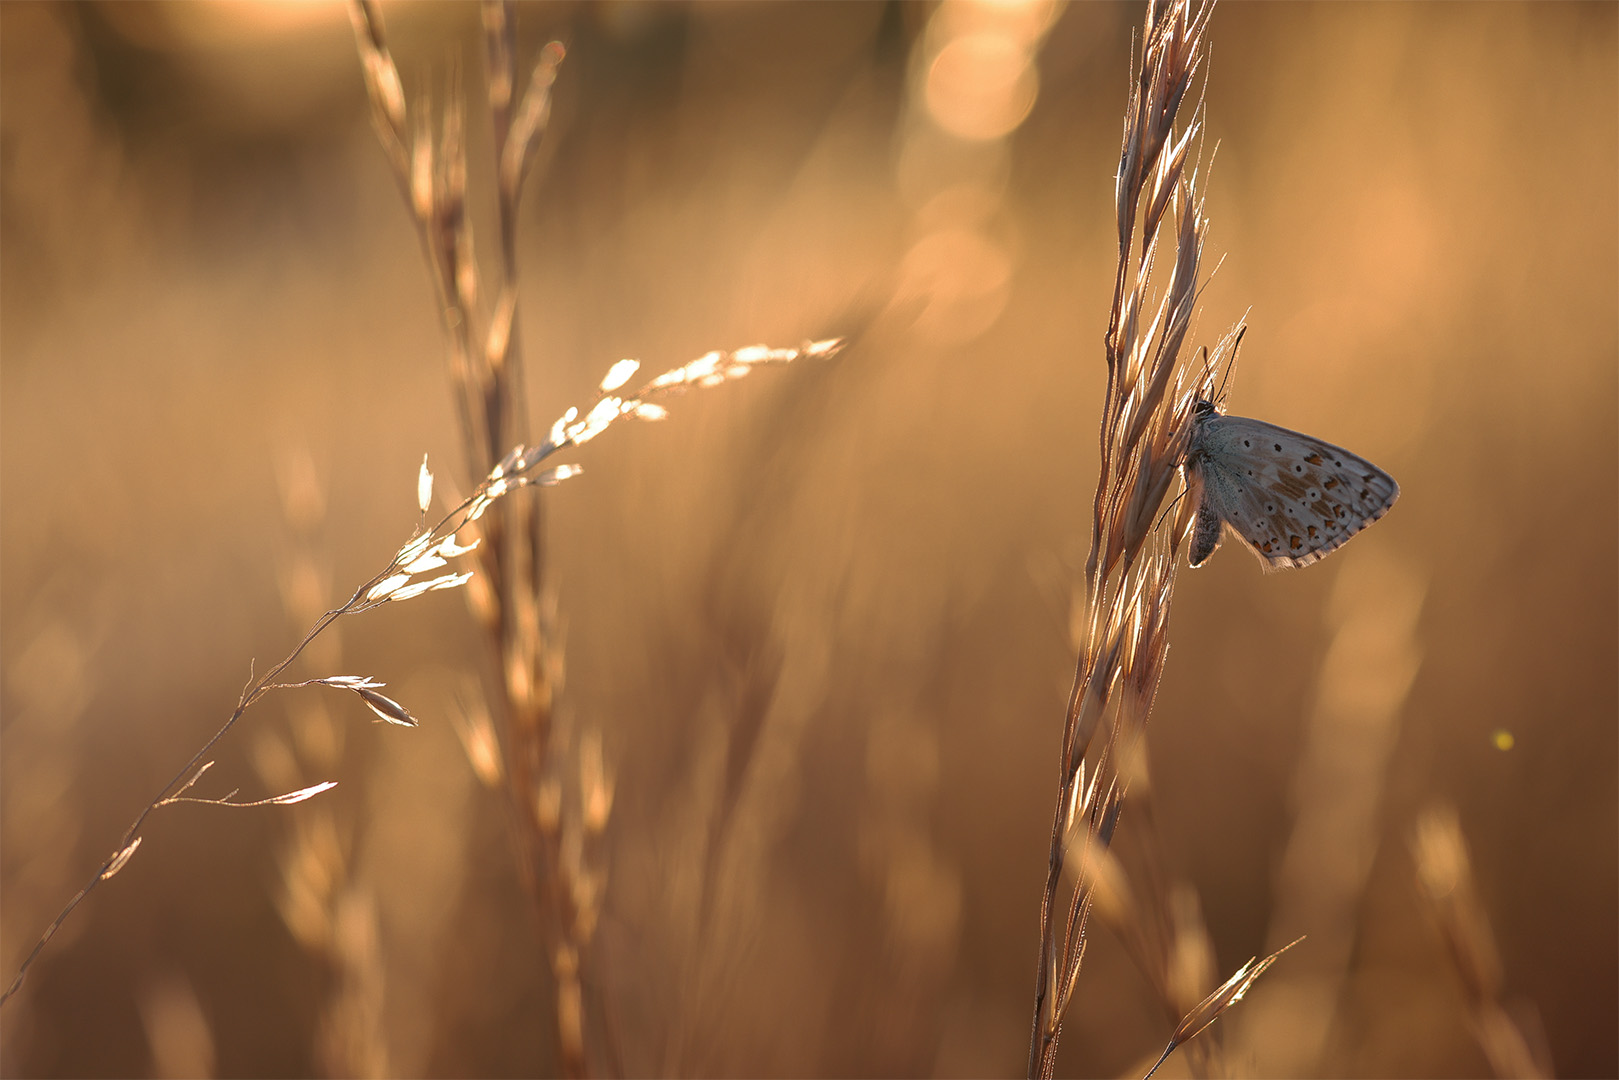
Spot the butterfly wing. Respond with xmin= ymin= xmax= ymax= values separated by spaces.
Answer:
xmin=1188 ymin=413 xmax=1399 ymax=570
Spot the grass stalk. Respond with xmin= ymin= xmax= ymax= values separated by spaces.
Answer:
xmin=1025 ymin=1 xmax=1232 ymax=1074
xmin=351 ymin=3 xmax=595 ymax=1067
xmin=351 ymin=5 xmax=844 ymax=1069
xmin=1413 ymin=804 xmax=1551 ymax=1079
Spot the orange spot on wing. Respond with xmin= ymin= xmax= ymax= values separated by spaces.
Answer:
xmin=1304 ymin=453 xmax=1323 ymax=465
xmin=1323 ymin=478 xmax=1339 ymax=489
xmin=1289 ymin=535 xmax=1303 ymax=549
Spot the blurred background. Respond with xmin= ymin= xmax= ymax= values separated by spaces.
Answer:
xmin=2 ymin=1 xmax=1614 ymax=1077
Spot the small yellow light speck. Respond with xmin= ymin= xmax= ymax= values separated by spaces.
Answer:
xmin=1491 ymin=730 xmax=1515 ymax=751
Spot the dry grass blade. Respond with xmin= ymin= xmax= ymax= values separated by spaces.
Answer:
xmin=1141 ymin=937 xmax=1303 ymax=1080
xmin=1026 ymin=0 xmax=1239 ymax=1076
xmin=348 ymin=0 xmax=407 ymax=177
xmin=500 ymin=41 xmax=566 ymax=206
xmin=1412 ymin=805 xmax=1551 ymax=1079
xmin=160 ymin=782 xmax=341 ymax=810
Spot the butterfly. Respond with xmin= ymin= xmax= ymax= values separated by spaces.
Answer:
xmin=1183 ymin=398 xmax=1399 ymax=569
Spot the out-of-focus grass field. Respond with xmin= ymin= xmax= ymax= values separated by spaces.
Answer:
xmin=2 ymin=2 xmax=1613 ymax=1076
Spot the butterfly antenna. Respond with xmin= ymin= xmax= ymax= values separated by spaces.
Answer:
xmin=1212 ymin=323 xmax=1247 ymax=406
xmin=1194 ymin=344 xmax=1216 ymax=398
xmin=1154 ymin=486 xmax=1188 ymax=536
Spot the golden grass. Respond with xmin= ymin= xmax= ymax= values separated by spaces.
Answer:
xmin=0 ymin=12 xmax=840 ymax=1064
xmin=0 ymin=3 xmax=1605 ymax=1076
xmin=1025 ymin=2 xmax=1286 ymax=1074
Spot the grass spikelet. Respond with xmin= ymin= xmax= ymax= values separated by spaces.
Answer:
xmin=1142 ymin=938 xmax=1303 ymax=1080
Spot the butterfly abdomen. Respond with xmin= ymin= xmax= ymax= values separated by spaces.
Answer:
xmin=1189 ymin=499 xmax=1224 ymax=567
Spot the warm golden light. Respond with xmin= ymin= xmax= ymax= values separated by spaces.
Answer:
xmin=1 ymin=2 xmax=1611 ymax=1077
xmin=900 ymin=226 xmax=1014 ymax=342
xmin=925 ymin=32 xmax=1040 ymax=141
